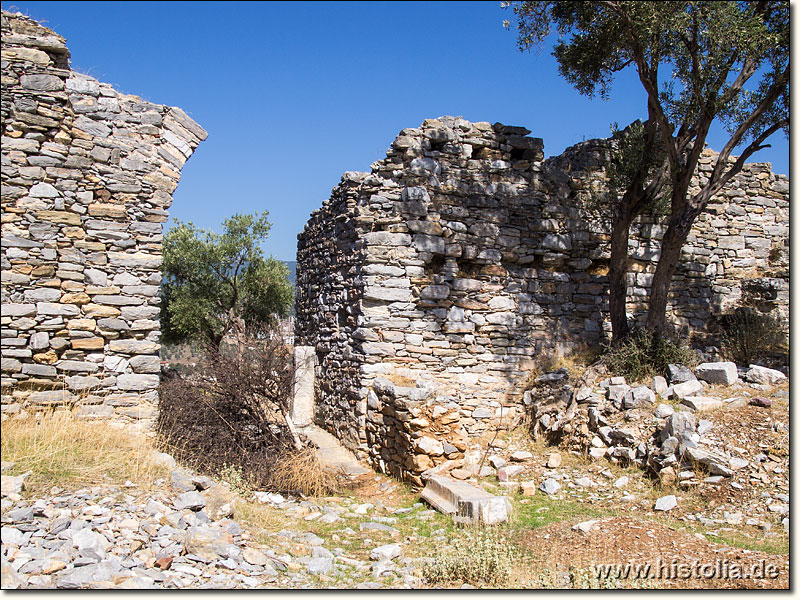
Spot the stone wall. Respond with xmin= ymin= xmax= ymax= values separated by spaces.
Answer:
xmin=1 ymin=12 xmax=206 ymax=420
xmin=296 ymin=115 xmax=788 ymax=483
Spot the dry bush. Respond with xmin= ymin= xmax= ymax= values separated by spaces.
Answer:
xmin=268 ymin=447 xmax=341 ymax=497
xmin=156 ymin=326 xmax=295 ymax=489
xmin=715 ymin=307 xmax=787 ymax=367
xmin=1 ymin=409 xmax=169 ymax=493
xmin=602 ymin=329 xmax=698 ymax=382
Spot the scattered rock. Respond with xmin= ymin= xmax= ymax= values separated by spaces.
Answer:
xmin=510 ymin=450 xmax=533 ymax=462
xmin=694 ymin=362 xmax=738 ymax=385
xmin=666 ymin=364 xmax=696 ymax=384
xmin=539 ymin=478 xmax=561 ymax=495
xmin=546 ymin=453 xmax=562 ymax=469
xmin=745 ymin=365 xmax=786 ymax=385
xmin=174 ymin=491 xmax=206 ymax=511
xmin=572 ymin=520 xmax=599 ymax=533
xmin=654 ymin=495 xmax=677 ymax=511
xmin=370 ymin=544 xmax=402 ymax=562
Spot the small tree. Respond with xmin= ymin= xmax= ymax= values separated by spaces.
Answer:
xmin=505 ymin=1 xmax=789 ymax=341
xmin=161 ymin=211 xmax=293 ymax=349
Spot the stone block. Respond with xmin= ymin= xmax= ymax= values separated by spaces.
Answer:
xmin=290 ymin=346 xmax=316 ymax=427
xmin=420 ymin=475 xmax=511 ymax=525
xmin=694 ymin=362 xmax=738 ymax=385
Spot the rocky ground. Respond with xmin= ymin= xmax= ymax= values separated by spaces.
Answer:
xmin=1 ymin=364 xmax=789 ymax=589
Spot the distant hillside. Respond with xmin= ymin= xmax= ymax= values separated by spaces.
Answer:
xmin=284 ymin=261 xmax=296 ymax=286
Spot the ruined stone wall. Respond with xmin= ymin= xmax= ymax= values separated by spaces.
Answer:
xmin=1 ymin=12 xmax=206 ymax=420
xmin=296 ymin=116 xmax=788 ymax=482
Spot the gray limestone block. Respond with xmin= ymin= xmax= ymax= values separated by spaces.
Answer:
xmin=20 ymin=73 xmax=64 ymax=91
xmin=694 ymin=362 xmax=738 ymax=385
xmin=116 ymin=374 xmax=160 ymax=391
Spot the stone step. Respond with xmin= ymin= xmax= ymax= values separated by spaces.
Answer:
xmin=297 ymin=425 xmax=371 ymax=477
xmin=420 ymin=474 xmax=510 ymax=525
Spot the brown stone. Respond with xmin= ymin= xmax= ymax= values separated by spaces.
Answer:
xmin=659 ymin=466 xmax=677 ymax=486
xmin=82 ymin=304 xmax=121 ymax=317
xmin=88 ymin=203 xmax=127 ymax=218
xmin=71 ymin=337 xmax=104 ymax=350
xmin=36 ymin=210 xmax=81 ymax=226
xmin=67 ymin=319 xmax=96 ymax=331
xmin=60 ymin=292 xmax=90 ymax=305
xmin=63 ymin=227 xmax=86 ymax=239
xmin=85 ymin=286 xmax=121 ymax=295
xmin=33 ymin=350 xmax=58 ymax=364
xmin=31 ymin=265 xmax=55 ymax=277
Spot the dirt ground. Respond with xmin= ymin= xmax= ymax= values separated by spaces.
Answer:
xmin=519 ymin=516 xmax=789 ymax=589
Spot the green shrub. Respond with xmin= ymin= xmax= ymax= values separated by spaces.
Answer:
xmin=603 ymin=329 xmax=698 ymax=382
xmin=423 ymin=527 xmax=515 ymax=587
xmin=716 ymin=307 xmax=786 ymax=366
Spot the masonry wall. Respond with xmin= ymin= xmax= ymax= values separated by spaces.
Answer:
xmin=1 ymin=12 xmax=206 ymax=420
xmin=296 ymin=116 xmax=788 ymax=484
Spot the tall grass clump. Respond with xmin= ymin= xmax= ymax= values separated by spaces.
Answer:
xmin=268 ymin=447 xmax=341 ymax=497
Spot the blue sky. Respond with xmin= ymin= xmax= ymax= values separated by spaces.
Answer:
xmin=4 ymin=1 xmax=789 ymax=261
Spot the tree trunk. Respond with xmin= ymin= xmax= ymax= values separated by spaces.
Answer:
xmin=608 ymin=210 xmax=635 ymax=344
xmin=645 ymin=218 xmax=693 ymax=337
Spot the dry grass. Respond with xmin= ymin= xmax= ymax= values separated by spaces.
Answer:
xmin=269 ymin=448 xmax=342 ymax=497
xmin=232 ymin=498 xmax=288 ymax=539
xmin=1 ymin=410 xmax=170 ymax=494
xmin=523 ymin=344 xmax=602 ymax=388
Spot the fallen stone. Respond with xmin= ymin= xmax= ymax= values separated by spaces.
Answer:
xmin=1 ymin=471 xmax=30 ymax=496
xmin=622 ymin=385 xmax=655 ymax=410
xmin=681 ymin=397 xmax=724 ymax=412
xmin=654 ymin=404 xmax=675 ymax=418
xmin=306 ymin=556 xmax=333 ymax=575
xmin=174 ymin=491 xmax=206 ymax=511
xmin=652 ymin=376 xmax=668 ymax=396
xmin=572 ymin=520 xmax=599 ymax=533
xmin=497 ymin=465 xmax=525 ymax=481
xmin=183 ymin=527 xmax=234 ymax=562
xmin=686 ymin=447 xmax=733 ymax=477
xmin=666 ymin=364 xmax=696 ymax=384
xmin=745 ymin=365 xmax=786 ymax=385
xmin=520 ymin=481 xmax=536 ymax=496
xmin=749 ymin=397 xmax=772 ymax=407
xmin=539 ymin=478 xmax=561 ymax=496
xmin=510 ymin=450 xmax=533 ymax=462
xmin=671 ymin=380 xmax=703 ymax=399
xmin=546 ymin=452 xmax=562 ymax=468
xmin=201 ymin=486 xmax=235 ymax=520
xmin=654 ymin=495 xmax=677 ymax=511
xmin=694 ymin=362 xmax=738 ymax=385
xmin=370 ymin=543 xmax=402 ymax=562
xmin=696 ymin=419 xmax=713 ymax=435
xmin=420 ymin=475 xmax=511 ymax=525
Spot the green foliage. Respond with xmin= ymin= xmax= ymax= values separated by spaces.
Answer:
xmin=716 ymin=307 xmax=786 ymax=366
xmin=423 ymin=527 xmax=516 ymax=587
xmin=602 ymin=329 xmax=698 ymax=382
xmin=505 ymin=1 xmax=788 ymax=337
xmin=161 ymin=212 xmax=293 ymax=347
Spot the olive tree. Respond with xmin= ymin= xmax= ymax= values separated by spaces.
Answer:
xmin=505 ymin=1 xmax=789 ymax=341
xmin=161 ymin=211 xmax=293 ymax=349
